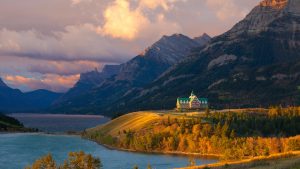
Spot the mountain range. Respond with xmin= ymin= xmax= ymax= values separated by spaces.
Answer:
xmin=109 ymin=0 xmax=300 ymax=113
xmin=3 ymin=0 xmax=299 ymax=116
xmin=50 ymin=33 xmax=211 ymax=115
xmin=0 ymin=78 xmax=61 ymax=113
xmin=52 ymin=0 xmax=300 ymax=116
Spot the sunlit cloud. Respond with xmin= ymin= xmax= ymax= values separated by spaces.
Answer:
xmin=28 ymin=61 xmax=102 ymax=76
xmin=70 ymin=0 xmax=93 ymax=6
xmin=138 ymin=0 xmax=181 ymax=11
xmin=102 ymin=0 xmax=149 ymax=40
xmin=4 ymin=74 xmax=80 ymax=92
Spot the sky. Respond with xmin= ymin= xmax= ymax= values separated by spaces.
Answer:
xmin=0 ymin=0 xmax=261 ymax=93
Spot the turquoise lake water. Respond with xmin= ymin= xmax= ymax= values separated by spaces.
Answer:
xmin=0 ymin=114 xmax=218 ymax=169
xmin=0 ymin=133 xmax=217 ymax=169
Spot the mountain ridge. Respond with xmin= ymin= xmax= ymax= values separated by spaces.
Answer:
xmin=0 ymin=78 xmax=8 ymax=88
xmin=0 ymin=78 xmax=62 ymax=113
xmin=50 ymin=33 xmax=211 ymax=115
xmin=101 ymin=0 xmax=300 ymax=114
xmin=54 ymin=65 xmax=121 ymax=104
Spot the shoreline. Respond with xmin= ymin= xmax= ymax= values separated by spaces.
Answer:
xmin=83 ymin=137 xmax=221 ymax=159
xmin=0 ymin=131 xmax=81 ymax=136
xmin=84 ymin=138 xmax=300 ymax=169
xmin=176 ymin=151 xmax=300 ymax=169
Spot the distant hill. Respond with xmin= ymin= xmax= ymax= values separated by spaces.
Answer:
xmin=0 ymin=78 xmax=62 ymax=113
xmin=50 ymin=33 xmax=211 ymax=115
xmin=0 ymin=113 xmax=32 ymax=131
xmin=104 ymin=0 xmax=300 ymax=113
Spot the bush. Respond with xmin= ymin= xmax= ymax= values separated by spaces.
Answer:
xmin=26 ymin=151 xmax=102 ymax=169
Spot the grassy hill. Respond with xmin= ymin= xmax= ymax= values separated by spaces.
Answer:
xmin=83 ymin=109 xmax=300 ymax=169
xmin=84 ymin=111 xmax=193 ymax=138
xmin=83 ymin=108 xmax=300 ymax=162
xmin=91 ymin=112 xmax=160 ymax=136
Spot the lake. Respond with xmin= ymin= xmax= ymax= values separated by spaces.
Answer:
xmin=9 ymin=113 xmax=111 ymax=133
xmin=0 ymin=114 xmax=217 ymax=169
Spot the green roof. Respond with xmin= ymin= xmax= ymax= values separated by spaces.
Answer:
xmin=178 ymin=97 xmax=208 ymax=104
xmin=178 ymin=97 xmax=208 ymax=101
xmin=198 ymin=98 xmax=208 ymax=102
xmin=177 ymin=98 xmax=190 ymax=101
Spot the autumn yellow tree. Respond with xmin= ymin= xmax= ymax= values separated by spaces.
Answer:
xmin=26 ymin=154 xmax=56 ymax=169
xmin=26 ymin=151 xmax=102 ymax=169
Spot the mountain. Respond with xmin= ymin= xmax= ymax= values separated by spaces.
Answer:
xmin=103 ymin=0 xmax=300 ymax=113
xmin=0 ymin=78 xmax=62 ymax=112
xmin=0 ymin=78 xmax=8 ymax=87
xmin=114 ymin=34 xmax=204 ymax=86
xmin=54 ymin=65 xmax=121 ymax=103
xmin=194 ymin=33 xmax=211 ymax=46
xmin=50 ymin=33 xmax=211 ymax=115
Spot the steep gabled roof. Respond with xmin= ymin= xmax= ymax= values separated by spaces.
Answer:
xmin=198 ymin=98 xmax=208 ymax=102
xmin=177 ymin=98 xmax=190 ymax=102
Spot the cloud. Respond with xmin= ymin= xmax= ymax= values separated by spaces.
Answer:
xmin=0 ymin=0 xmax=182 ymax=61
xmin=101 ymin=0 xmax=184 ymax=40
xmin=0 ymin=25 xmax=138 ymax=63
xmin=71 ymin=0 xmax=92 ymax=6
xmin=4 ymin=74 xmax=80 ymax=92
xmin=102 ymin=0 xmax=149 ymax=40
xmin=139 ymin=0 xmax=173 ymax=10
xmin=28 ymin=61 xmax=102 ymax=76
xmin=0 ymin=0 xmax=261 ymax=92
xmin=205 ymin=0 xmax=250 ymax=21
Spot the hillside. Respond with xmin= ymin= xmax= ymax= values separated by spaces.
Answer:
xmin=86 ymin=112 xmax=162 ymax=136
xmin=83 ymin=107 xmax=300 ymax=160
xmin=108 ymin=0 xmax=300 ymax=114
xmin=50 ymin=34 xmax=211 ymax=115
xmin=54 ymin=65 xmax=121 ymax=104
xmin=0 ymin=113 xmax=33 ymax=132
xmin=0 ymin=78 xmax=62 ymax=113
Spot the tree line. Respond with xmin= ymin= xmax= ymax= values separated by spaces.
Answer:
xmin=85 ymin=106 xmax=300 ymax=160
